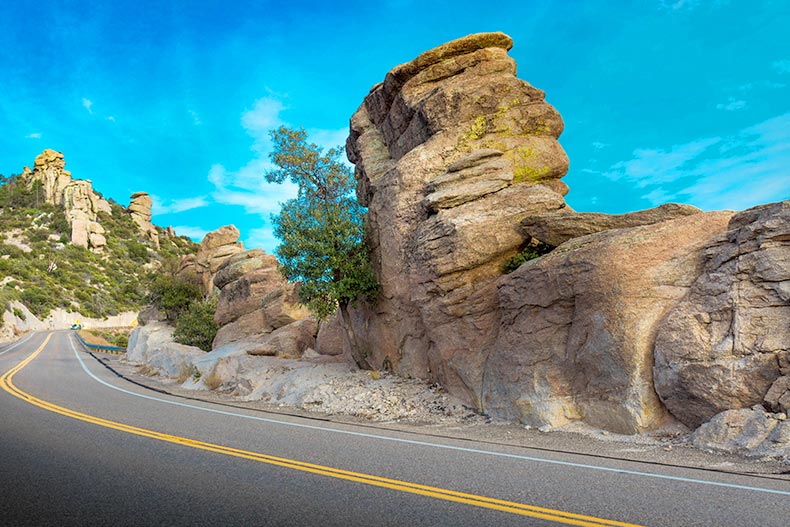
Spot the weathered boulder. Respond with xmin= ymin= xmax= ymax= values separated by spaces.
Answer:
xmin=177 ymin=225 xmax=245 ymax=295
xmin=654 ymin=201 xmax=790 ymax=428
xmin=764 ymin=376 xmax=790 ymax=414
xmin=483 ymin=211 xmax=733 ymax=433
xmin=520 ymin=203 xmax=702 ymax=247
xmin=345 ymin=32 xmax=570 ymax=402
xmin=691 ymin=407 xmax=790 ymax=458
xmin=211 ymin=248 xmax=310 ymax=350
xmin=246 ymin=318 xmax=318 ymax=358
xmin=316 ymin=315 xmax=348 ymax=356
xmin=128 ymin=192 xmax=159 ymax=248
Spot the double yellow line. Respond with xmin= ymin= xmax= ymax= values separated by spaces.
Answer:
xmin=1 ymin=334 xmax=644 ymax=527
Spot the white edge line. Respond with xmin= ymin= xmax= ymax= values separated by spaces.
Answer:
xmin=67 ymin=334 xmax=790 ymax=497
xmin=0 ymin=333 xmax=35 ymax=356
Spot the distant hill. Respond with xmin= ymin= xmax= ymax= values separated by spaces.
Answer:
xmin=0 ymin=149 xmax=198 ymax=334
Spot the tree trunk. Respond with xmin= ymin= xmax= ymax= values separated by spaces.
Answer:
xmin=338 ymin=301 xmax=371 ymax=370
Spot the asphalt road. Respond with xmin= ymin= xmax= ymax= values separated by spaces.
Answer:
xmin=1 ymin=331 xmax=788 ymax=526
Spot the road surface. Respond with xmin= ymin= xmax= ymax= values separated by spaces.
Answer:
xmin=1 ymin=331 xmax=788 ymax=526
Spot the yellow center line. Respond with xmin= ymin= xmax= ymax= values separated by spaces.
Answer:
xmin=1 ymin=334 xmax=645 ymax=527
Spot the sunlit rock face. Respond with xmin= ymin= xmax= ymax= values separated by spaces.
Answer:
xmin=344 ymin=32 xmax=570 ymax=406
xmin=25 ymin=149 xmax=111 ymax=251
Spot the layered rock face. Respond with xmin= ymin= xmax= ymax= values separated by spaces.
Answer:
xmin=344 ymin=32 xmax=789 ymax=436
xmin=211 ymin=249 xmax=313 ymax=357
xmin=344 ymin=32 xmax=571 ymax=405
xmin=128 ymin=192 xmax=159 ymax=248
xmin=177 ymin=225 xmax=245 ymax=294
xmin=654 ymin=202 xmax=790 ymax=428
xmin=484 ymin=211 xmax=733 ymax=433
xmin=24 ymin=149 xmax=112 ymax=251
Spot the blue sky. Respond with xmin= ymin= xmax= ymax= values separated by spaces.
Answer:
xmin=1 ymin=0 xmax=788 ymax=252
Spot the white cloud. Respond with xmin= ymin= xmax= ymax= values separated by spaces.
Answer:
xmin=106 ymin=115 xmax=116 ymax=122
xmin=25 ymin=132 xmax=42 ymax=139
xmin=773 ymin=60 xmax=790 ymax=74
xmin=150 ymin=195 xmax=210 ymax=215
xmin=241 ymin=97 xmax=287 ymax=152
xmin=716 ymin=98 xmax=747 ymax=111
xmin=592 ymin=141 xmax=609 ymax=149
xmin=308 ymin=127 xmax=349 ymax=151
xmin=660 ymin=0 xmax=699 ymax=10
xmin=82 ymin=98 xmax=93 ymax=114
xmin=603 ymin=137 xmax=720 ymax=186
xmin=188 ymin=109 xmax=202 ymax=126
xmin=170 ymin=225 xmax=209 ymax=241
xmin=603 ymin=113 xmax=790 ymax=210
xmin=244 ymin=226 xmax=280 ymax=253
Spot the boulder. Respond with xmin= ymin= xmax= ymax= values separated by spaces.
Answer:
xmin=213 ymin=249 xmax=274 ymax=290
xmin=482 ymin=211 xmax=733 ymax=433
xmin=211 ymin=247 xmax=310 ymax=351
xmin=246 ymin=318 xmax=318 ymax=358
xmin=763 ymin=376 xmax=790 ymax=414
xmin=520 ymin=203 xmax=702 ymax=247
xmin=27 ymin=149 xmax=73 ymax=205
xmin=691 ymin=407 xmax=789 ymax=457
xmin=654 ymin=201 xmax=790 ymax=428
xmin=345 ymin=31 xmax=570 ymax=399
xmin=178 ymin=225 xmax=245 ymax=295
xmin=316 ymin=315 xmax=348 ymax=356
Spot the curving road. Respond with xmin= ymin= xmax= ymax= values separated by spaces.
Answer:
xmin=1 ymin=331 xmax=788 ymax=526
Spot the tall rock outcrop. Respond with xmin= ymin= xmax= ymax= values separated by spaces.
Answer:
xmin=342 ymin=32 xmax=790 ymax=436
xmin=24 ymin=149 xmax=111 ymax=251
xmin=343 ymin=32 xmax=570 ymax=405
xmin=177 ymin=225 xmax=245 ymax=295
xmin=128 ymin=192 xmax=159 ymax=248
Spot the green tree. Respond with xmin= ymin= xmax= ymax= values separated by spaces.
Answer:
xmin=265 ymin=126 xmax=378 ymax=369
xmin=173 ymin=298 xmax=218 ymax=351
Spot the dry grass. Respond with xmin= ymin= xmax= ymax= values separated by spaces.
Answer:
xmin=78 ymin=330 xmax=113 ymax=347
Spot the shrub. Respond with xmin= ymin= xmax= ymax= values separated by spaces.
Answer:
xmin=502 ymin=241 xmax=554 ymax=274
xmin=147 ymin=274 xmax=203 ymax=320
xmin=173 ymin=298 xmax=218 ymax=351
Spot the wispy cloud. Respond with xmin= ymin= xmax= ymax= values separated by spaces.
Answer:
xmin=82 ymin=98 xmax=93 ymax=114
xmin=188 ymin=109 xmax=202 ymax=126
xmin=170 ymin=225 xmax=209 ymax=241
xmin=602 ymin=112 xmax=790 ymax=210
xmin=660 ymin=0 xmax=699 ymax=10
xmin=773 ymin=60 xmax=790 ymax=74
xmin=105 ymin=115 xmax=116 ymax=122
xmin=592 ymin=141 xmax=609 ymax=149
xmin=716 ymin=97 xmax=747 ymax=111
xmin=25 ymin=132 xmax=42 ymax=139
xmin=151 ymin=195 xmax=210 ymax=215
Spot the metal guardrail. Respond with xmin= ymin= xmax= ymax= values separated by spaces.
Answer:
xmin=74 ymin=331 xmax=126 ymax=355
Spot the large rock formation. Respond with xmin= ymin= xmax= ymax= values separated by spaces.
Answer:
xmin=343 ymin=31 xmax=571 ymax=404
xmin=211 ymin=249 xmax=312 ymax=355
xmin=128 ymin=192 xmax=159 ymax=248
xmin=483 ymin=211 xmax=733 ymax=433
xmin=177 ymin=225 xmax=245 ymax=294
xmin=341 ymin=32 xmax=790 ymax=437
xmin=24 ymin=149 xmax=112 ymax=251
xmin=653 ymin=201 xmax=790 ymax=428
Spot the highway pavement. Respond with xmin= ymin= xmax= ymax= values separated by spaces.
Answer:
xmin=1 ymin=331 xmax=788 ymax=526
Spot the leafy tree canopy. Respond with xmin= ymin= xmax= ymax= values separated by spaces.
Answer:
xmin=265 ymin=126 xmax=378 ymax=368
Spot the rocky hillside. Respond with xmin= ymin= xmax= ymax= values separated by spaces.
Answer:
xmin=0 ymin=149 xmax=198 ymax=337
